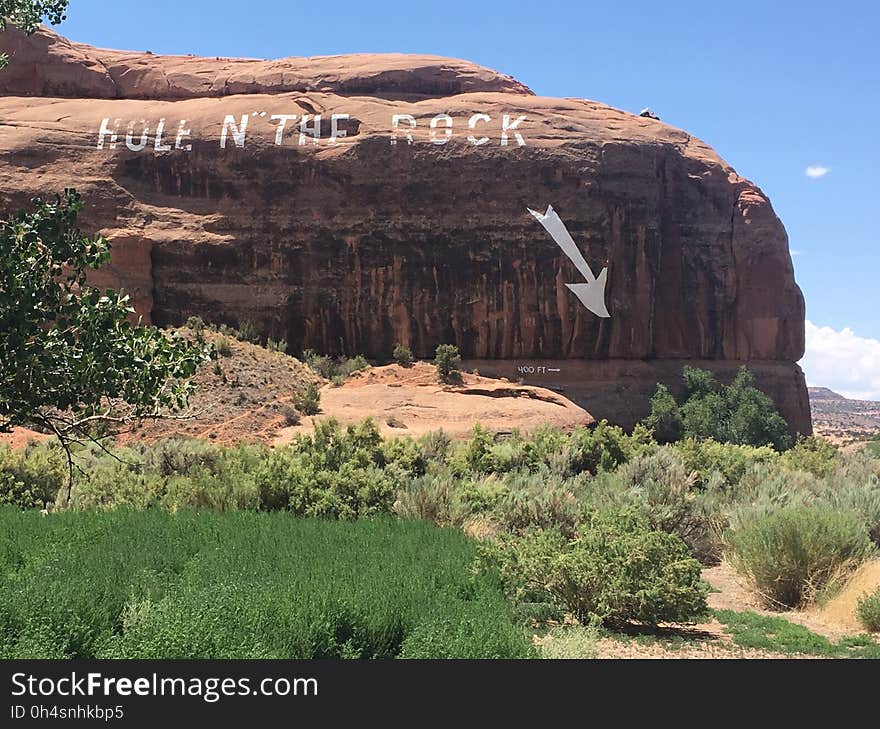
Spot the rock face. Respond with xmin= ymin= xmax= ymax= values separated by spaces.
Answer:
xmin=0 ymin=26 xmax=811 ymax=435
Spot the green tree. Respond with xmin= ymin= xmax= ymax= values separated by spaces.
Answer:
xmin=0 ymin=191 xmax=209 ymax=498
xmin=641 ymin=366 xmax=791 ymax=450
xmin=1 ymin=1 xmax=70 ymax=68
xmin=392 ymin=343 xmax=414 ymax=367
xmin=722 ymin=367 xmax=791 ymax=449
xmin=642 ymin=383 xmax=683 ymax=444
xmin=434 ymin=344 xmax=462 ymax=384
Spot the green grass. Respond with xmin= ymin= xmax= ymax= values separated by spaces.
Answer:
xmin=0 ymin=507 xmax=533 ymax=659
xmin=714 ymin=609 xmax=880 ymax=658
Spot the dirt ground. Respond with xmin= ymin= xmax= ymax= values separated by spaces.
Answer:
xmin=588 ymin=560 xmax=880 ymax=659
xmin=2 ymin=342 xmax=593 ymax=449
xmin=273 ymin=362 xmax=593 ymax=444
xmin=0 ymin=427 xmax=51 ymax=449
xmin=703 ymin=560 xmax=880 ymax=642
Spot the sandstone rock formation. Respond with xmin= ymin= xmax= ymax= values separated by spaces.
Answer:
xmin=0 ymin=25 xmax=811 ymax=435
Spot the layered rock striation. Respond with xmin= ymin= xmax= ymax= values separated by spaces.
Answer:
xmin=0 ymin=25 xmax=810 ymax=434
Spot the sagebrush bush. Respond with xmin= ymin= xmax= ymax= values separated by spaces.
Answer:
xmin=819 ymin=479 xmax=880 ymax=547
xmin=477 ymin=509 xmax=709 ymax=627
xmin=266 ymin=338 xmax=287 ymax=353
xmin=393 ymin=473 xmax=470 ymax=527
xmin=492 ymin=469 xmax=584 ymax=537
xmin=293 ymin=382 xmax=321 ymax=415
xmin=301 ymin=349 xmax=370 ymax=381
xmin=674 ymin=438 xmax=779 ymax=489
xmin=66 ymin=440 xmax=265 ymax=512
xmin=215 ymin=335 xmax=232 ymax=357
xmin=0 ymin=443 xmax=67 ymax=508
xmin=857 ymin=588 xmax=880 ymax=632
xmin=419 ymin=429 xmax=452 ymax=464
xmin=235 ymin=320 xmax=260 ymax=344
xmin=727 ymin=506 xmax=875 ymax=608
xmin=586 ymin=448 xmax=718 ymax=563
xmin=281 ymin=405 xmax=301 ymax=426
xmin=780 ymin=436 xmax=839 ymax=478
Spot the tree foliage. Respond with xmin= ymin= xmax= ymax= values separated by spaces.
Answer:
xmin=643 ymin=366 xmax=791 ymax=450
xmin=0 ymin=1 xmax=70 ymax=68
xmin=435 ymin=344 xmax=462 ymax=383
xmin=0 ymin=191 xmax=209 ymax=495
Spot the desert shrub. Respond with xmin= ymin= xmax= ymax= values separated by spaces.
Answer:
xmin=780 ymin=436 xmax=839 ymax=478
xmin=337 ymin=355 xmax=370 ymax=378
xmin=235 ymin=320 xmax=260 ymax=344
xmin=641 ymin=366 xmax=791 ymax=450
xmin=293 ymin=382 xmax=321 ymax=415
xmin=455 ymin=424 xmax=494 ymax=473
xmin=381 ymin=437 xmax=428 ymax=482
xmin=253 ymin=420 xmax=392 ymax=518
xmin=818 ymin=479 xmax=880 ymax=547
xmin=839 ymin=449 xmax=880 ymax=480
xmin=718 ymin=464 xmax=818 ymax=534
xmin=137 ymin=438 xmax=227 ymax=477
xmin=586 ymin=448 xmax=718 ymax=562
xmin=434 ymin=344 xmax=462 ymax=383
xmin=0 ymin=510 xmax=530 ymax=659
xmin=301 ymin=349 xmax=334 ymax=378
xmin=0 ymin=443 xmax=67 ymax=508
xmin=727 ymin=506 xmax=875 ymax=608
xmin=562 ymin=421 xmax=652 ymax=476
xmin=523 ymin=426 xmax=569 ymax=467
xmin=492 ymin=469 xmax=584 ymax=537
xmin=162 ymin=467 xmax=260 ymax=512
xmin=69 ymin=465 xmax=166 ymax=510
xmin=266 ymin=338 xmax=287 ymax=353
xmin=392 ymin=344 xmax=414 ymax=367
xmin=457 ymin=475 xmax=511 ymax=513
xmin=419 ymin=430 xmax=452 ymax=465
xmin=477 ymin=509 xmax=709 ymax=627
xmin=301 ymin=349 xmax=369 ymax=381
xmin=393 ymin=473 xmax=471 ymax=527
xmin=65 ymin=441 xmax=265 ymax=512
xmin=857 ymin=588 xmax=880 ymax=632
xmin=281 ymin=405 xmax=301 ymax=426
xmin=184 ymin=315 xmax=205 ymax=333
xmin=675 ymin=438 xmax=779 ymax=489
xmin=215 ymin=335 xmax=232 ymax=357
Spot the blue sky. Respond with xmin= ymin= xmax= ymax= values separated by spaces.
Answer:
xmin=55 ymin=1 xmax=880 ymax=395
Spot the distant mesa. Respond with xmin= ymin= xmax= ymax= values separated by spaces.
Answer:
xmin=809 ymin=387 xmax=848 ymax=401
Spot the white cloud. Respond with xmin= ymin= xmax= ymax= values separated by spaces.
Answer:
xmin=801 ymin=321 xmax=880 ymax=400
xmin=805 ymin=165 xmax=830 ymax=179
xmin=790 ymin=248 xmax=802 ymax=257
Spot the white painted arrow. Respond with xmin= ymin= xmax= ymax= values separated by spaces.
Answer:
xmin=527 ymin=205 xmax=611 ymax=319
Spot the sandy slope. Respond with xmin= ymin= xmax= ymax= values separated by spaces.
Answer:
xmin=274 ymin=362 xmax=593 ymax=443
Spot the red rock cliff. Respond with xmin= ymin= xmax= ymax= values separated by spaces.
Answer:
xmin=0 ymin=25 xmax=811 ymax=434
